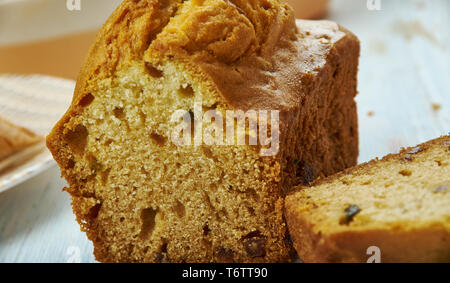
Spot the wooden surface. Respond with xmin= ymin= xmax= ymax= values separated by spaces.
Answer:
xmin=0 ymin=0 xmax=449 ymax=263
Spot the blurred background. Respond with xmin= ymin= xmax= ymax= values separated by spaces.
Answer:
xmin=0 ymin=0 xmax=122 ymax=79
xmin=0 ymin=0 xmax=448 ymax=262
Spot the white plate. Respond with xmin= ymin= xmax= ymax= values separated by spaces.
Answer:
xmin=0 ymin=74 xmax=74 ymax=193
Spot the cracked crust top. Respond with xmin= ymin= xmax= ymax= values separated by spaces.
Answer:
xmin=49 ymin=0 xmax=356 ymax=147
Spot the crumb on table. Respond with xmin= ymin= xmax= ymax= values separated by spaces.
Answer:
xmin=431 ymin=103 xmax=441 ymax=112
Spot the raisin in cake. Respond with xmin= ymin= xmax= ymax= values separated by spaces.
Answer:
xmin=47 ymin=0 xmax=360 ymax=263
xmin=285 ymin=135 xmax=450 ymax=263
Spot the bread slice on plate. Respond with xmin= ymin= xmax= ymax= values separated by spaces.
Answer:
xmin=47 ymin=0 xmax=360 ymax=263
xmin=0 ymin=115 xmax=42 ymax=162
xmin=285 ymin=135 xmax=450 ymax=263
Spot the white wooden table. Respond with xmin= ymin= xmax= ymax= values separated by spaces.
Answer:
xmin=0 ymin=0 xmax=449 ymax=263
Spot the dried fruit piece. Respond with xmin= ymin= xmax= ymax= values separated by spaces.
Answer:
xmin=297 ymin=161 xmax=315 ymax=184
xmin=339 ymin=204 xmax=361 ymax=225
xmin=244 ymin=238 xmax=266 ymax=258
xmin=155 ymin=253 xmax=170 ymax=263
xmin=203 ymin=224 xmax=211 ymax=236
xmin=215 ymin=247 xmax=234 ymax=262
xmin=402 ymin=154 xmax=414 ymax=162
xmin=434 ymin=185 xmax=448 ymax=193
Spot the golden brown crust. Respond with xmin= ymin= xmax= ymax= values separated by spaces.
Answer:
xmin=0 ymin=115 xmax=42 ymax=161
xmin=47 ymin=0 xmax=360 ymax=263
xmin=285 ymin=135 xmax=450 ymax=263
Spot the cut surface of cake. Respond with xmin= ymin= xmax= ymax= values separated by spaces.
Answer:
xmin=0 ymin=115 xmax=42 ymax=161
xmin=47 ymin=0 xmax=360 ymax=263
xmin=285 ymin=135 xmax=450 ymax=263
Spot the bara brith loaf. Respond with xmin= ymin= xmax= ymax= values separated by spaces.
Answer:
xmin=47 ymin=0 xmax=360 ymax=263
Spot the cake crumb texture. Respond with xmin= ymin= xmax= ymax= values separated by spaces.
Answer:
xmin=285 ymin=135 xmax=450 ymax=263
